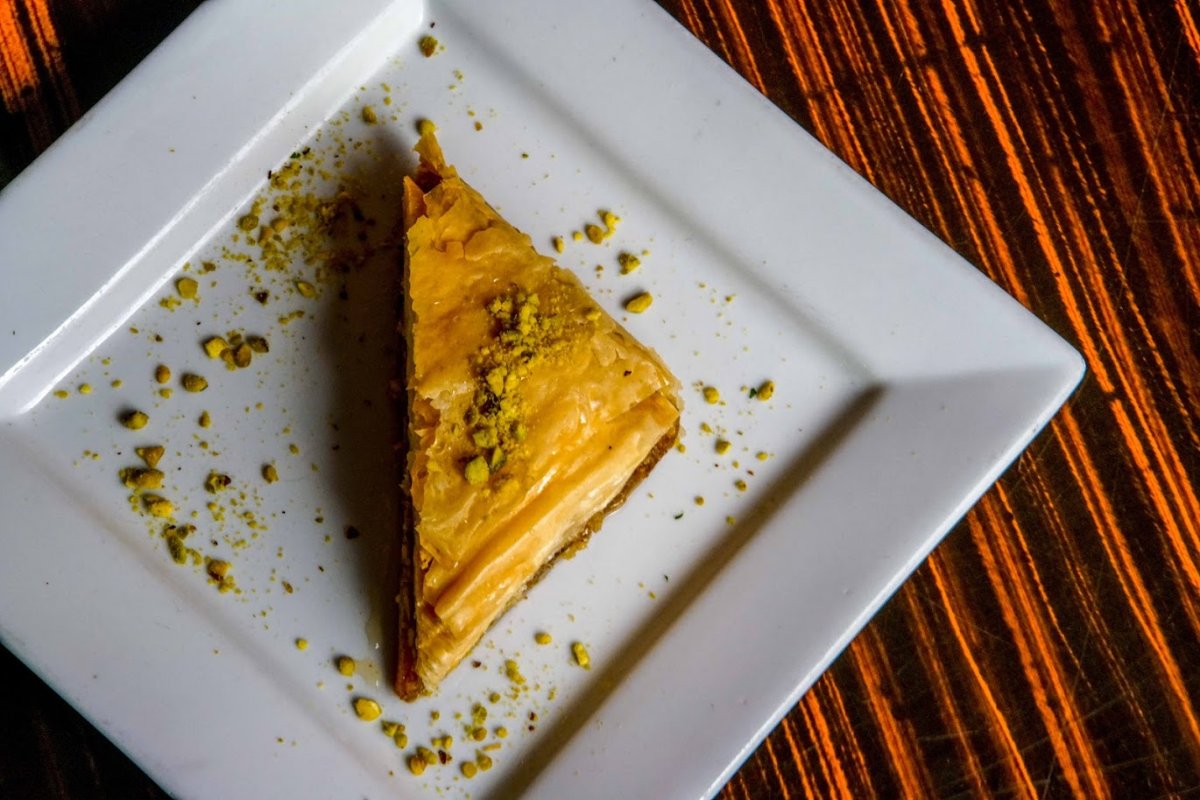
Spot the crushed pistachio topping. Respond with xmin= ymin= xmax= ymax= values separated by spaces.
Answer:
xmin=360 ymin=105 xmax=378 ymax=125
xmin=460 ymin=289 xmax=576 ymax=485
xmin=78 ymin=383 xmax=92 ymax=395
xmin=418 ymin=35 xmax=440 ymax=57
xmin=53 ymin=389 xmax=69 ymax=399
xmin=534 ymin=631 xmax=553 ymax=645
xmin=237 ymin=214 xmax=259 ymax=232
xmin=407 ymin=756 xmax=426 ymax=776
xmin=461 ymin=762 xmax=478 ymax=779
xmin=624 ymin=292 xmax=653 ymax=313
xmin=735 ymin=479 xmax=748 ymax=492
xmin=295 ymin=280 xmax=317 ymax=298
xmin=262 ymin=463 xmax=279 ymax=483
xmin=571 ymin=641 xmax=591 ymax=670
xmin=495 ymin=726 xmax=508 ymax=738
xmin=353 ymin=697 xmax=382 ymax=722
xmin=199 ymin=410 xmax=212 ymax=428
xmin=617 ymin=252 xmax=641 ymax=273
xmin=295 ymin=638 xmax=309 ymax=651
xmin=477 ymin=753 xmax=494 ymax=771
xmin=182 ymin=373 xmax=208 ymax=393
xmin=136 ymin=446 xmax=164 ymax=467
xmin=702 ymin=386 xmax=720 ymax=404
xmin=154 ymin=364 xmax=171 ymax=384
xmin=552 ymin=236 xmax=564 ymax=253
xmin=417 ymin=118 xmax=437 ymax=137
xmin=120 ymin=410 xmax=149 ymax=430
xmin=463 ymin=456 xmax=489 ymax=486
xmin=715 ymin=439 xmax=732 ymax=455
xmin=755 ymin=379 xmax=775 ymax=401
xmin=120 ymin=467 xmax=164 ymax=490
xmin=756 ymin=451 xmax=770 ymax=461
xmin=335 ymin=655 xmax=356 ymax=676
xmin=176 ymin=277 xmax=198 ymax=299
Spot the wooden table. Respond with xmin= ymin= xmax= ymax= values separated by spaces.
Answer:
xmin=2 ymin=1 xmax=1197 ymax=797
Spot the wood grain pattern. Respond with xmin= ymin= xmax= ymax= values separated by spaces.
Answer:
xmin=1 ymin=1 xmax=1197 ymax=798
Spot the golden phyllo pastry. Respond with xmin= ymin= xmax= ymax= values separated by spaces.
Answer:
xmin=396 ymin=132 xmax=680 ymax=699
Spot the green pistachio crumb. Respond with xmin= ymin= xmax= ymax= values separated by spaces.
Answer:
xmin=120 ymin=410 xmax=149 ymax=430
xmin=182 ymin=373 xmax=208 ymax=392
xmin=624 ymin=292 xmax=653 ymax=314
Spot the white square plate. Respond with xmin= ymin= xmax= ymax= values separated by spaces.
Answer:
xmin=0 ymin=1 xmax=1083 ymax=798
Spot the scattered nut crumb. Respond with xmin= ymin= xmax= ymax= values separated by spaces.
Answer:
xmin=203 ymin=337 xmax=229 ymax=359
xmin=182 ymin=373 xmax=208 ymax=392
xmin=120 ymin=410 xmax=149 ymax=430
xmin=571 ymin=642 xmax=591 ymax=669
xmin=176 ymin=277 xmax=198 ymax=299
xmin=204 ymin=471 xmax=231 ymax=493
xmin=353 ymin=697 xmax=382 ymax=722
xmin=154 ymin=364 xmax=171 ymax=384
xmin=136 ymin=446 xmax=164 ymax=467
xmin=143 ymin=495 xmax=174 ymax=518
xmin=624 ymin=292 xmax=653 ymax=314
xmin=702 ymin=386 xmax=720 ymax=404
xmin=120 ymin=467 xmax=164 ymax=490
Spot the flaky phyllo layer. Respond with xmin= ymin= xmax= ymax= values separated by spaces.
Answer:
xmin=397 ymin=132 xmax=680 ymax=698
